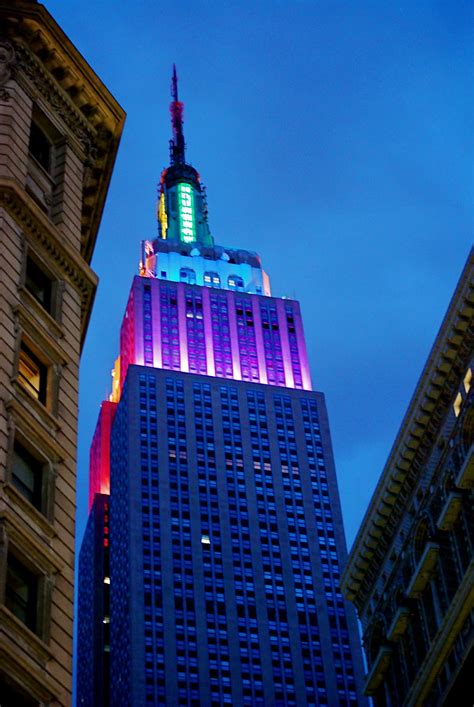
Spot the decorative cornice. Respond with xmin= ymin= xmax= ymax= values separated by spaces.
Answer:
xmin=0 ymin=511 xmax=63 ymax=574
xmin=12 ymin=40 xmax=96 ymax=159
xmin=0 ymin=610 xmax=58 ymax=702
xmin=5 ymin=397 xmax=64 ymax=461
xmin=0 ymin=39 xmax=15 ymax=100
xmin=342 ymin=250 xmax=474 ymax=604
xmin=0 ymin=2 xmax=125 ymax=264
xmin=0 ymin=180 xmax=98 ymax=346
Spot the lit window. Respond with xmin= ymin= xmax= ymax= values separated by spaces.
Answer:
xmin=18 ymin=343 xmax=47 ymax=404
xmin=204 ymin=272 xmax=220 ymax=288
xmin=201 ymin=535 xmax=211 ymax=545
xmin=453 ymin=392 xmax=462 ymax=417
xmin=228 ymin=275 xmax=244 ymax=291
xmin=464 ymin=368 xmax=472 ymax=394
xmin=103 ymin=577 xmax=110 ymax=584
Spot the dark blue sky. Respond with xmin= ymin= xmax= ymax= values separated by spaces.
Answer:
xmin=45 ymin=1 xmax=472 ymax=548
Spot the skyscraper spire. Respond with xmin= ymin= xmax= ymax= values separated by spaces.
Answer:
xmin=169 ymin=64 xmax=185 ymax=165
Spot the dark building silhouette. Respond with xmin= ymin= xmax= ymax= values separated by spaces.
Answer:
xmin=342 ymin=250 xmax=473 ymax=705
xmin=77 ymin=69 xmax=366 ymax=706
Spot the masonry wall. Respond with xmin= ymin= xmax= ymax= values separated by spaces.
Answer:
xmin=0 ymin=9 xmax=124 ymax=703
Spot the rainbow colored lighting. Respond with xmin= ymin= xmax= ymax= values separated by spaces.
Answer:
xmin=178 ymin=183 xmax=195 ymax=242
xmin=116 ymin=276 xmax=312 ymax=398
xmin=88 ymin=401 xmax=117 ymax=509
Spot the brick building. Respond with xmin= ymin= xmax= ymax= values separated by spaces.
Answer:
xmin=0 ymin=1 xmax=124 ymax=704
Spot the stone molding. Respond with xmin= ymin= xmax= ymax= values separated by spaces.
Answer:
xmin=0 ymin=39 xmax=15 ymax=100
xmin=12 ymin=39 xmax=96 ymax=160
xmin=0 ymin=180 xmax=98 ymax=345
xmin=342 ymin=250 xmax=474 ymax=605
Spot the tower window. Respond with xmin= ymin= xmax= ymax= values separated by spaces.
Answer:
xmin=204 ymin=272 xmax=220 ymax=288
xmin=228 ymin=275 xmax=244 ymax=291
xmin=180 ymin=267 xmax=196 ymax=284
xmin=17 ymin=342 xmax=47 ymax=404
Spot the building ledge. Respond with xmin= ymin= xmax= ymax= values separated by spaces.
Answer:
xmin=455 ymin=444 xmax=474 ymax=489
xmin=406 ymin=543 xmax=439 ymax=598
xmin=0 ymin=608 xmax=58 ymax=703
xmin=341 ymin=250 xmax=474 ymax=604
xmin=4 ymin=483 xmax=56 ymax=540
xmin=436 ymin=492 xmax=463 ymax=531
xmin=387 ymin=606 xmax=410 ymax=641
xmin=0 ymin=180 xmax=98 ymax=347
xmin=403 ymin=560 xmax=474 ymax=706
xmin=0 ymin=606 xmax=52 ymax=667
xmin=0 ymin=510 xmax=63 ymax=575
xmin=364 ymin=646 xmax=392 ymax=696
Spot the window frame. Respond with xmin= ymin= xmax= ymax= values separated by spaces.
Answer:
xmin=17 ymin=340 xmax=48 ymax=406
xmin=20 ymin=246 xmax=64 ymax=331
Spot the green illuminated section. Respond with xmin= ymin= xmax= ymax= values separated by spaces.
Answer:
xmin=178 ymin=183 xmax=195 ymax=243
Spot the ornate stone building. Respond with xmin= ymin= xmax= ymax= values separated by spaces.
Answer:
xmin=0 ymin=1 xmax=124 ymax=704
xmin=342 ymin=250 xmax=473 ymax=705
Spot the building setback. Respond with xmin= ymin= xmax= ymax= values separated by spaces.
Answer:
xmin=77 ymin=69 xmax=366 ymax=706
xmin=0 ymin=1 xmax=124 ymax=704
xmin=342 ymin=251 xmax=473 ymax=705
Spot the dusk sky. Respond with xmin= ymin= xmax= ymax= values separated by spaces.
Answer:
xmin=45 ymin=1 xmax=472 ymax=550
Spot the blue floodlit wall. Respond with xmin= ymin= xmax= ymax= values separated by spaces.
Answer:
xmin=107 ymin=364 xmax=366 ymax=705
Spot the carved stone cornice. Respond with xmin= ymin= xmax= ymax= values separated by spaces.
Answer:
xmin=0 ymin=179 xmax=98 ymax=346
xmin=12 ymin=39 xmax=96 ymax=160
xmin=0 ymin=1 xmax=125 ymax=263
xmin=0 ymin=38 xmax=15 ymax=101
xmin=0 ymin=608 xmax=58 ymax=702
xmin=342 ymin=250 xmax=474 ymax=605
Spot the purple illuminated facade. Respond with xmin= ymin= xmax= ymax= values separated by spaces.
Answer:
xmin=76 ymin=69 xmax=367 ymax=706
xmin=117 ymin=276 xmax=312 ymax=394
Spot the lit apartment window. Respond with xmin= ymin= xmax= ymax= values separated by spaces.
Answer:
xmin=11 ymin=440 xmax=43 ymax=511
xmin=25 ymin=256 xmax=53 ymax=314
xmin=18 ymin=342 xmax=47 ymax=404
xmin=454 ymin=392 xmax=462 ymax=417
xmin=464 ymin=368 xmax=472 ymax=394
xmin=5 ymin=554 xmax=38 ymax=632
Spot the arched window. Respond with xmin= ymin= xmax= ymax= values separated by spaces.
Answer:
xmin=227 ymin=274 xmax=244 ymax=291
xmin=204 ymin=271 xmax=220 ymax=288
xmin=180 ymin=267 xmax=196 ymax=284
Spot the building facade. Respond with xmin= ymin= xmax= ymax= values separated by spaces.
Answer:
xmin=77 ymin=69 xmax=367 ymax=706
xmin=342 ymin=251 xmax=474 ymax=705
xmin=0 ymin=1 xmax=124 ymax=704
